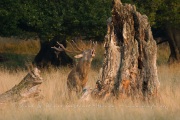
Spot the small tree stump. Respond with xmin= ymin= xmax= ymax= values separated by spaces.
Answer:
xmin=0 ymin=68 xmax=43 ymax=103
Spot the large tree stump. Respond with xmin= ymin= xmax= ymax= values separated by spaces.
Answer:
xmin=87 ymin=0 xmax=160 ymax=101
xmin=0 ymin=68 xmax=43 ymax=103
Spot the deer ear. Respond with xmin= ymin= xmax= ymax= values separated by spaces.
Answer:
xmin=74 ymin=54 xmax=83 ymax=58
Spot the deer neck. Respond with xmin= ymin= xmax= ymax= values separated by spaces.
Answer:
xmin=76 ymin=59 xmax=91 ymax=80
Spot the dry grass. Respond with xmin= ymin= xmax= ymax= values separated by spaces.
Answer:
xmin=0 ymin=37 xmax=179 ymax=119
xmin=0 ymin=37 xmax=40 ymax=69
xmin=0 ymin=37 xmax=40 ymax=55
xmin=0 ymin=64 xmax=180 ymax=120
xmin=157 ymin=42 xmax=171 ymax=65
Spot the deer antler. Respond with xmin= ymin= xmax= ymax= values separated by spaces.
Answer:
xmin=52 ymin=40 xmax=97 ymax=55
xmin=89 ymin=40 xmax=93 ymax=48
xmin=92 ymin=41 xmax=97 ymax=49
xmin=80 ymin=40 xmax=87 ymax=50
xmin=78 ymin=40 xmax=96 ymax=50
xmin=71 ymin=40 xmax=84 ymax=51
xmin=66 ymin=40 xmax=83 ymax=52
xmin=51 ymin=45 xmax=63 ymax=52
xmin=51 ymin=42 xmax=80 ymax=53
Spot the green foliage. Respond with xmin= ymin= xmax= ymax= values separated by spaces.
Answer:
xmin=134 ymin=0 xmax=163 ymax=26
xmin=155 ymin=0 xmax=180 ymax=28
xmin=123 ymin=0 xmax=179 ymax=29
xmin=0 ymin=0 xmax=22 ymax=36
xmin=0 ymin=0 xmax=179 ymax=41
xmin=0 ymin=0 xmax=111 ymax=41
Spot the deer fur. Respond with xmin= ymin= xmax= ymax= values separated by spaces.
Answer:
xmin=52 ymin=41 xmax=96 ymax=98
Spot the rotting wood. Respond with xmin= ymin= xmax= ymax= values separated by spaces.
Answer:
xmin=81 ymin=0 xmax=160 ymax=101
xmin=0 ymin=68 xmax=43 ymax=103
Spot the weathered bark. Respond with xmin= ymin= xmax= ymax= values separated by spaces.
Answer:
xmin=34 ymin=35 xmax=73 ymax=68
xmin=89 ymin=0 xmax=160 ymax=101
xmin=0 ymin=68 xmax=43 ymax=103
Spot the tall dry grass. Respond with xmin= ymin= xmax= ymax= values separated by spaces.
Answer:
xmin=0 ymin=37 xmax=40 ymax=55
xmin=0 ymin=37 xmax=180 ymax=119
xmin=0 ymin=64 xmax=180 ymax=120
xmin=157 ymin=42 xmax=171 ymax=65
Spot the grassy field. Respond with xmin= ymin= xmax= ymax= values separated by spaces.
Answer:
xmin=0 ymin=37 xmax=40 ymax=69
xmin=0 ymin=38 xmax=180 ymax=120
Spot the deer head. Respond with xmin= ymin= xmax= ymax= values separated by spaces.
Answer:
xmin=51 ymin=40 xmax=97 ymax=61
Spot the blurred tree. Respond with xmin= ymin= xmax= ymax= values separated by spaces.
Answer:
xmin=0 ymin=0 xmax=111 ymax=41
xmin=0 ymin=0 xmax=112 ymax=67
xmin=0 ymin=0 xmax=179 ymax=64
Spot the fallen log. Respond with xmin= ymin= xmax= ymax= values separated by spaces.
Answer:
xmin=0 ymin=68 xmax=43 ymax=103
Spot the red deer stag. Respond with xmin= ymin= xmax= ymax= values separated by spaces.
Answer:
xmin=52 ymin=40 xmax=96 ymax=98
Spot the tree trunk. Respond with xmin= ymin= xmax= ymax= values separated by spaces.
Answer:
xmin=34 ymin=35 xmax=73 ymax=68
xmin=90 ymin=0 xmax=160 ymax=101
xmin=0 ymin=54 xmax=8 ymax=62
xmin=0 ymin=68 xmax=43 ymax=103
xmin=166 ymin=26 xmax=180 ymax=64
